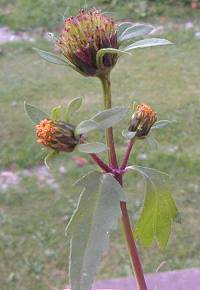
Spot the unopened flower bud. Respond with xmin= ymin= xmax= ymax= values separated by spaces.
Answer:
xmin=36 ymin=119 xmax=81 ymax=152
xmin=57 ymin=8 xmax=118 ymax=77
xmin=128 ymin=103 xmax=157 ymax=138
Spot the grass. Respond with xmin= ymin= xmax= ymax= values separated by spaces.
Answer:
xmin=1 ymin=0 xmax=200 ymax=31
xmin=0 ymin=27 xmax=200 ymax=289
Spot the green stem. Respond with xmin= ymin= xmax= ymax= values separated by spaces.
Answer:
xmin=99 ymin=74 xmax=118 ymax=168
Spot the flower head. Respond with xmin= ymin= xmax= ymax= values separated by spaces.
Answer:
xmin=128 ymin=103 xmax=157 ymax=138
xmin=57 ymin=8 xmax=118 ymax=77
xmin=36 ymin=119 xmax=81 ymax=152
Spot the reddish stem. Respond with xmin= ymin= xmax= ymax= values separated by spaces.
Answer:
xmin=121 ymin=139 xmax=135 ymax=170
xmin=120 ymin=200 xmax=147 ymax=290
xmin=90 ymin=153 xmax=111 ymax=173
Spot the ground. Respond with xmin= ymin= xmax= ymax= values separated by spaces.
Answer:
xmin=0 ymin=5 xmax=200 ymax=290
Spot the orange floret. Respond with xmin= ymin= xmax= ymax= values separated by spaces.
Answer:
xmin=137 ymin=103 xmax=156 ymax=122
xmin=35 ymin=119 xmax=57 ymax=146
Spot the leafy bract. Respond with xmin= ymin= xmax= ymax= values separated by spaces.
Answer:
xmin=75 ymin=120 xmax=98 ymax=135
xmin=44 ymin=150 xmax=59 ymax=170
xmin=127 ymin=165 xmax=178 ymax=249
xmin=92 ymin=107 xmax=129 ymax=130
xmin=152 ymin=120 xmax=173 ymax=129
xmin=118 ymin=24 xmax=154 ymax=43
xmin=123 ymin=38 xmax=172 ymax=52
xmin=24 ymin=102 xmax=49 ymax=124
xmin=117 ymin=22 xmax=133 ymax=37
xmin=96 ymin=48 xmax=130 ymax=67
xmin=65 ymin=97 xmax=83 ymax=121
xmin=33 ymin=47 xmax=71 ymax=66
xmin=66 ymin=171 xmax=125 ymax=290
xmin=122 ymin=129 xmax=136 ymax=140
xmin=77 ymin=142 xmax=107 ymax=154
xmin=51 ymin=106 xmax=62 ymax=121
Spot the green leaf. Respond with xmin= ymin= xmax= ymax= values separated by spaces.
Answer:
xmin=92 ymin=107 xmax=129 ymax=130
xmin=66 ymin=171 xmax=125 ymax=290
xmin=33 ymin=47 xmax=70 ymax=66
xmin=51 ymin=106 xmax=62 ymax=121
xmin=65 ymin=97 xmax=83 ymax=121
xmin=24 ymin=102 xmax=49 ymax=124
xmin=124 ymin=38 xmax=173 ymax=52
xmin=118 ymin=24 xmax=154 ymax=43
xmin=75 ymin=120 xmax=98 ymax=135
xmin=152 ymin=120 xmax=173 ymax=129
xmin=117 ymin=22 xmax=133 ymax=37
xmin=44 ymin=150 xmax=59 ymax=170
xmin=96 ymin=48 xmax=130 ymax=67
xmin=127 ymin=165 xmax=178 ymax=249
xmin=77 ymin=143 xmax=107 ymax=154
xmin=122 ymin=129 xmax=136 ymax=140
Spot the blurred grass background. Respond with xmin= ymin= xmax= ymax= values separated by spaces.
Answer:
xmin=0 ymin=1 xmax=200 ymax=290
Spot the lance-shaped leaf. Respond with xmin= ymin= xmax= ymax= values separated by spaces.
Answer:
xmin=118 ymin=24 xmax=154 ymax=43
xmin=127 ymin=165 xmax=178 ymax=249
xmin=77 ymin=142 xmax=107 ymax=154
xmin=24 ymin=102 xmax=49 ymax=124
xmin=92 ymin=107 xmax=129 ymax=130
xmin=123 ymin=38 xmax=172 ymax=52
xmin=66 ymin=172 xmax=125 ymax=290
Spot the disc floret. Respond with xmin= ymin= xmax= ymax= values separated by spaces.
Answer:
xmin=128 ymin=103 xmax=157 ymax=137
xmin=36 ymin=119 xmax=80 ymax=152
xmin=58 ymin=8 xmax=118 ymax=76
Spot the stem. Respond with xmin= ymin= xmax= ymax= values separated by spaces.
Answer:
xmin=120 ymin=200 xmax=147 ymax=290
xmin=99 ymin=74 xmax=118 ymax=168
xmin=121 ymin=139 xmax=135 ymax=170
xmin=90 ymin=153 xmax=111 ymax=173
xmin=99 ymin=74 xmax=147 ymax=290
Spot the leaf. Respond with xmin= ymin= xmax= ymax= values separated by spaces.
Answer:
xmin=65 ymin=97 xmax=83 ymax=121
xmin=24 ymin=102 xmax=49 ymax=124
xmin=66 ymin=171 xmax=125 ymax=290
xmin=117 ymin=22 xmax=134 ymax=37
xmin=127 ymin=165 xmax=178 ymax=249
xmin=96 ymin=48 xmax=130 ymax=67
xmin=77 ymin=143 xmax=107 ymax=154
xmin=118 ymin=24 xmax=154 ymax=43
xmin=51 ymin=106 xmax=62 ymax=121
xmin=33 ymin=47 xmax=70 ymax=66
xmin=122 ymin=129 xmax=136 ymax=140
xmin=92 ymin=107 xmax=129 ymax=130
xmin=152 ymin=120 xmax=173 ymax=129
xmin=146 ymin=134 xmax=159 ymax=150
xmin=44 ymin=150 xmax=59 ymax=170
xmin=75 ymin=120 xmax=98 ymax=135
xmin=124 ymin=38 xmax=173 ymax=52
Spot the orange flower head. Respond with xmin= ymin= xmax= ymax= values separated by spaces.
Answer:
xmin=128 ymin=103 xmax=157 ymax=138
xmin=57 ymin=8 xmax=118 ymax=76
xmin=36 ymin=119 xmax=57 ymax=146
xmin=35 ymin=119 xmax=80 ymax=152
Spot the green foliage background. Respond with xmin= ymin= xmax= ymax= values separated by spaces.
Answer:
xmin=1 ymin=0 xmax=200 ymax=30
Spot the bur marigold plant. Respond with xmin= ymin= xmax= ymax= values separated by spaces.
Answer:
xmin=26 ymin=7 xmax=179 ymax=290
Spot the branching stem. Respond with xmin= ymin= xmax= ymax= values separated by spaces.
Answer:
xmin=99 ymin=73 xmax=148 ymax=290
